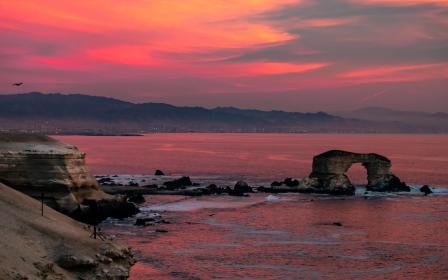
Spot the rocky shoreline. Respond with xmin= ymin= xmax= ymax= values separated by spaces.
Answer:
xmin=0 ymin=134 xmax=436 ymax=279
xmin=98 ymin=150 xmax=421 ymax=198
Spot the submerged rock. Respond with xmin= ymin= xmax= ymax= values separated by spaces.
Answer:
xmin=264 ymin=178 xmax=301 ymax=193
xmin=154 ymin=169 xmax=165 ymax=176
xmin=420 ymin=185 xmax=433 ymax=195
xmin=135 ymin=213 xmax=167 ymax=226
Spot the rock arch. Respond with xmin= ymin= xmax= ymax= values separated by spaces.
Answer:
xmin=307 ymin=150 xmax=409 ymax=195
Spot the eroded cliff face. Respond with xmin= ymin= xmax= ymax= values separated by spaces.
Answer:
xmin=0 ymin=134 xmax=137 ymax=221
xmin=0 ymin=134 xmax=107 ymax=212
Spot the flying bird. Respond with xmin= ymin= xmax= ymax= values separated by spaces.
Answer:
xmin=12 ymin=82 xmax=23 ymax=86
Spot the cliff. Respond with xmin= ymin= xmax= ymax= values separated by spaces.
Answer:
xmin=0 ymin=134 xmax=138 ymax=222
xmin=0 ymin=182 xmax=135 ymax=279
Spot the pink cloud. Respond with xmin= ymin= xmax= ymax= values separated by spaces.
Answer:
xmin=339 ymin=63 xmax=448 ymax=84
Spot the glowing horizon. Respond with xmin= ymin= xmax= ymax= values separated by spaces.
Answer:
xmin=0 ymin=0 xmax=447 ymax=112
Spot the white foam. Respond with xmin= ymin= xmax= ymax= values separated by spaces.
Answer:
xmin=141 ymin=196 xmax=266 ymax=212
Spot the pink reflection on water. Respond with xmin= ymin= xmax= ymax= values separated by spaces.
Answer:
xmin=54 ymin=133 xmax=448 ymax=186
xmin=103 ymin=194 xmax=448 ymax=279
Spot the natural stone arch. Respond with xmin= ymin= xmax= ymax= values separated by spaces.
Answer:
xmin=307 ymin=150 xmax=409 ymax=195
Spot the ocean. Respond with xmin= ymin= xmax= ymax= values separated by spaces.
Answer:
xmin=54 ymin=134 xmax=448 ymax=279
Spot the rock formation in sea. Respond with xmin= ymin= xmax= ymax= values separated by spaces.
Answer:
xmin=302 ymin=150 xmax=410 ymax=195
xmin=260 ymin=150 xmax=409 ymax=195
xmin=0 ymin=134 xmax=138 ymax=223
xmin=0 ymin=182 xmax=135 ymax=279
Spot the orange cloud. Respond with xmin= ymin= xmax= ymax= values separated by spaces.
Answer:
xmin=301 ymin=17 xmax=359 ymax=27
xmin=232 ymin=62 xmax=329 ymax=76
xmin=340 ymin=63 xmax=448 ymax=83
xmin=189 ymin=62 xmax=329 ymax=77
xmin=347 ymin=0 xmax=448 ymax=6
xmin=0 ymin=0 xmax=297 ymax=51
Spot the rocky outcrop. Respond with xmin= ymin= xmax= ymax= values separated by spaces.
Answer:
xmin=163 ymin=176 xmax=193 ymax=189
xmin=154 ymin=169 xmax=165 ymax=176
xmin=420 ymin=185 xmax=433 ymax=195
xmin=303 ymin=150 xmax=409 ymax=194
xmin=258 ymin=150 xmax=409 ymax=195
xmin=0 ymin=134 xmax=137 ymax=222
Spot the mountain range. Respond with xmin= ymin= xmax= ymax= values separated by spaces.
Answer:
xmin=0 ymin=92 xmax=446 ymax=134
xmin=336 ymin=107 xmax=448 ymax=131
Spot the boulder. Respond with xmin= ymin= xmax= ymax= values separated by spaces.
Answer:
xmin=154 ymin=169 xmax=165 ymax=176
xmin=128 ymin=181 xmax=139 ymax=187
xmin=72 ymin=198 xmax=139 ymax=225
xmin=234 ymin=180 xmax=253 ymax=193
xmin=420 ymin=185 xmax=433 ymax=195
xmin=271 ymin=181 xmax=283 ymax=187
xmin=127 ymin=193 xmax=145 ymax=204
xmin=283 ymin=178 xmax=299 ymax=187
xmin=56 ymin=255 xmax=98 ymax=269
xmin=163 ymin=176 xmax=193 ymax=190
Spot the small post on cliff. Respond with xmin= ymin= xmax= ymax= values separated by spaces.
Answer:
xmin=41 ymin=193 xmax=44 ymax=216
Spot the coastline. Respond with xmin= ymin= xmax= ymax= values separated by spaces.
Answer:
xmin=1 ymin=133 xmax=447 ymax=279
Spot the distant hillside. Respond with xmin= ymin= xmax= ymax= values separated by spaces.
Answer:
xmin=0 ymin=93 xmax=443 ymax=134
xmin=337 ymin=107 xmax=448 ymax=133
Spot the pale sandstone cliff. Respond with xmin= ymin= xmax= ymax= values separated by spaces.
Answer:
xmin=0 ymin=134 xmax=108 ymax=212
xmin=0 ymin=134 xmax=137 ymax=222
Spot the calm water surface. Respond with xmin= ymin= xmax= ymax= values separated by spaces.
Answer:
xmin=54 ymin=134 xmax=448 ymax=279
xmin=55 ymin=133 xmax=448 ymax=186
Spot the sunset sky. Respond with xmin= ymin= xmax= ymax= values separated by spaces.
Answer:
xmin=0 ymin=0 xmax=447 ymax=112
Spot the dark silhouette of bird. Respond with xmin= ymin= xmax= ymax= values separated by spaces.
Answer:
xmin=13 ymin=82 xmax=23 ymax=86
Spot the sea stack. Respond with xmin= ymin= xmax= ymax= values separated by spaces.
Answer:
xmin=305 ymin=150 xmax=410 ymax=194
